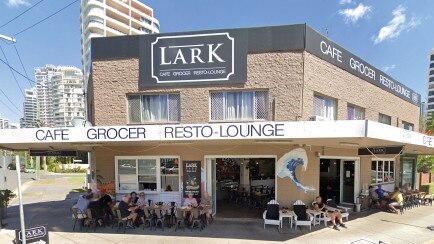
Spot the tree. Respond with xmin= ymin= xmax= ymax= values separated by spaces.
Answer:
xmin=417 ymin=155 xmax=434 ymax=173
xmin=424 ymin=113 xmax=434 ymax=135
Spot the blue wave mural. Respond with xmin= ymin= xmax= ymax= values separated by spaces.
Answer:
xmin=277 ymin=148 xmax=315 ymax=193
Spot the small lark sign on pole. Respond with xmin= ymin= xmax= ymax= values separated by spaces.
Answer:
xmin=15 ymin=225 xmax=49 ymax=244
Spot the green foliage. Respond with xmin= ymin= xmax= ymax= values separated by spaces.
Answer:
xmin=420 ymin=183 xmax=434 ymax=194
xmin=417 ymin=155 xmax=434 ymax=173
xmin=0 ymin=190 xmax=16 ymax=208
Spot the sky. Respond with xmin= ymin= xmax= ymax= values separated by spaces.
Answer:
xmin=0 ymin=0 xmax=433 ymax=123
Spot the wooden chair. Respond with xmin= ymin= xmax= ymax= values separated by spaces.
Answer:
xmin=174 ymin=209 xmax=185 ymax=232
xmin=190 ymin=208 xmax=202 ymax=232
xmin=71 ymin=207 xmax=86 ymax=231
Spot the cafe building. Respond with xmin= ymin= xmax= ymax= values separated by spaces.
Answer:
xmin=1 ymin=24 xmax=433 ymax=218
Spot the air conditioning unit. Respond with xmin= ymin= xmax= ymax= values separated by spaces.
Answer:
xmin=309 ymin=115 xmax=331 ymax=121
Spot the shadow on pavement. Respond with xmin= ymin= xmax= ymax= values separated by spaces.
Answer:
xmin=1 ymin=195 xmax=385 ymax=242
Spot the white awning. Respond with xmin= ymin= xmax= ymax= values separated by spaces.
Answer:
xmin=0 ymin=120 xmax=432 ymax=154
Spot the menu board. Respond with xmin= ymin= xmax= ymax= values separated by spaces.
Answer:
xmin=183 ymin=161 xmax=201 ymax=197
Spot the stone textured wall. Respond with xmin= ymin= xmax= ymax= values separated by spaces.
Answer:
xmin=90 ymin=52 xmax=304 ymax=126
xmin=303 ymin=52 xmax=419 ymax=130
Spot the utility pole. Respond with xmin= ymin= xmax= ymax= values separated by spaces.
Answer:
xmin=0 ymin=34 xmax=25 ymax=243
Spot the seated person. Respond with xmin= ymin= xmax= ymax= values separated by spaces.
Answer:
xmin=200 ymin=192 xmax=212 ymax=223
xmin=313 ymin=196 xmax=346 ymax=231
xmin=368 ymin=186 xmax=380 ymax=208
xmin=118 ymin=195 xmax=138 ymax=228
xmin=402 ymin=183 xmax=412 ymax=193
xmin=129 ymin=191 xmax=139 ymax=205
xmin=98 ymin=189 xmax=113 ymax=221
xmin=183 ymin=193 xmax=198 ymax=207
xmin=388 ymin=187 xmax=404 ymax=214
xmin=165 ymin=185 xmax=173 ymax=191
xmin=375 ymin=185 xmax=389 ymax=206
xmin=136 ymin=192 xmax=148 ymax=223
xmin=183 ymin=193 xmax=198 ymax=225
xmin=75 ymin=194 xmax=92 ymax=218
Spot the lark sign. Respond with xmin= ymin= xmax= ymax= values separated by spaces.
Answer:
xmin=140 ymin=29 xmax=247 ymax=87
xmin=15 ymin=225 xmax=49 ymax=244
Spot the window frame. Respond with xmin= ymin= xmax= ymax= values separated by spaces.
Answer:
xmin=378 ymin=113 xmax=391 ymax=125
xmin=127 ymin=93 xmax=180 ymax=124
xmin=209 ymin=90 xmax=269 ymax=122
xmin=347 ymin=104 xmax=365 ymax=120
xmin=115 ymin=156 xmax=181 ymax=194
xmin=313 ymin=93 xmax=337 ymax=120
xmin=371 ymin=159 xmax=395 ymax=184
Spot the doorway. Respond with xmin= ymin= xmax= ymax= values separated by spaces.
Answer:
xmin=319 ymin=157 xmax=359 ymax=204
xmin=205 ymin=156 xmax=276 ymax=218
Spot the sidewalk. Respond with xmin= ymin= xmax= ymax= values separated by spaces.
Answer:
xmin=0 ymin=176 xmax=433 ymax=243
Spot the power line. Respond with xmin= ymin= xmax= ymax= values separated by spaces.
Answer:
xmin=0 ymin=57 xmax=36 ymax=84
xmin=0 ymin=85 xmax=22 ymax=114
xmin=13 ymin=44 xmax=31 ymax=87
xmin=0 ymin=0 xmax=47 ymax=29
xmin=0 ymin=96 xmax=21 ymax=117
xmin=0 ymin=45 xmax=25 ymax=97
xmin=14 ymin=0 xmax=78 ymax=36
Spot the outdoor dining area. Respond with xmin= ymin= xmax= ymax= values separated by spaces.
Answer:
xmin=70 ymin=190 xmax=213 ymax=233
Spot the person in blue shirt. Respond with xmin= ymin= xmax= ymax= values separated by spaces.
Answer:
xmin=374 ymin=185 xmax=390 ymax=207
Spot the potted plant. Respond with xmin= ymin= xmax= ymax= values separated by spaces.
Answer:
xmin=0 ymin=189 xmax=16 ymax=219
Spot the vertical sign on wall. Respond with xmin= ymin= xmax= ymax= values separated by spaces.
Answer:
xmin=183 ymin=161 xmax=201 ymax=197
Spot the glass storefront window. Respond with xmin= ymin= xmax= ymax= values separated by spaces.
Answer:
xmin=160 ymin=158 xmax=180 ymax=192
xmin=118 ymin=159 xmax=137 ymax=190
xmin=371 ymin=160 xmax=395 ymax=184
xmin=116 ymin=156 xmax=180 ymax=193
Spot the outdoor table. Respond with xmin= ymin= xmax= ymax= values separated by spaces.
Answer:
xmin=279 ymin=210 xmax=293 ymax=229
xmin=306 ymin=209 xmax=323 ymax=226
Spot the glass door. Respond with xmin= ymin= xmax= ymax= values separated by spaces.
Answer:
xmin=206 ymin=158 xmax=217 ymax=215
xmin=342 ymin=161 xmax=355 ymax=203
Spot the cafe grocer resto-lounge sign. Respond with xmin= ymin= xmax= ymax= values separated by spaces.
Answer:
xmin=305 ymin=27 xmax=420 ymax=106
xmin=140 ymin=30 xmax=247 ymax=87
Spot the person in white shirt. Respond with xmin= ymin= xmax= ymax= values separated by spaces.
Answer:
xmin=75 ymin=194 xmax=91 ymax=218
xmin=137 ymin=192 xmax=148 ymax=207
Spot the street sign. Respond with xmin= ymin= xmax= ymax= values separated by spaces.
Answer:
xmin=15 ymin=225 xmax=49 ymax=244
xmin=29 ymin=150 xmax=77 ymax=157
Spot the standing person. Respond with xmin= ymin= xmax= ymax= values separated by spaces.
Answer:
xmin=313 ymin=196 xmax=347 ymax=231
xmin=118 ymin=195 xmax=138 ymax=228
xmin=388 ymin=187 xmax=404 ymax=214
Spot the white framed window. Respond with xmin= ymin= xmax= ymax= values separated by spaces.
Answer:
xmin=371 ymin=159 xmax=395 ymax=184
xmin=313 ymin=94 xmax=336 ymax=120
xmin=379 ymin=113 xmax=391 ymax=125
xmin=402 ymin=121 xmax=414 ymax=131
xmin=128 ymin=94 xmax=180 ymax=123
xmin=210 ymin=91 xmax=268 ymax=121
xmin=115 ymin=156 xmax=180 ymax=193
xmin=347 ymin=104 xmax=365 ymax=120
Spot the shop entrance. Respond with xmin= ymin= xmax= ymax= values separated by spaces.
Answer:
xmin=319 ymin=157 xmax=360 ymax=204
xmin=205 ymin=156 xmax=276 ymax=218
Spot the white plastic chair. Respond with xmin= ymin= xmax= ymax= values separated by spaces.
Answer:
xmin=293 ymin=200 xmax=313 ymax=230
xmin=263 ymin=200 xmax=280 ymax=229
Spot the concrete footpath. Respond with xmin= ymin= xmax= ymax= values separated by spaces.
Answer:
xmin=0 ymin=176 xmax=433 ymax=243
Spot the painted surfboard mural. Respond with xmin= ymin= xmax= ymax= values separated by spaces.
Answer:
xmin=277 ymin=148 xmax=315 ymax=193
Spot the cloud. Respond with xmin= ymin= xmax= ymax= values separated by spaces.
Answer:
xmin=383 ymin=64 xmax=396 ymax=72
xmin=339 ymin=0 xmax=352 ymax=4
xmin=339 ymin=3 xmax=372 ymax=24
xmin=373 ymin=5 xmax=423 ymax=44
xmin=6 ymin=0 xmax=30 ymax=7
